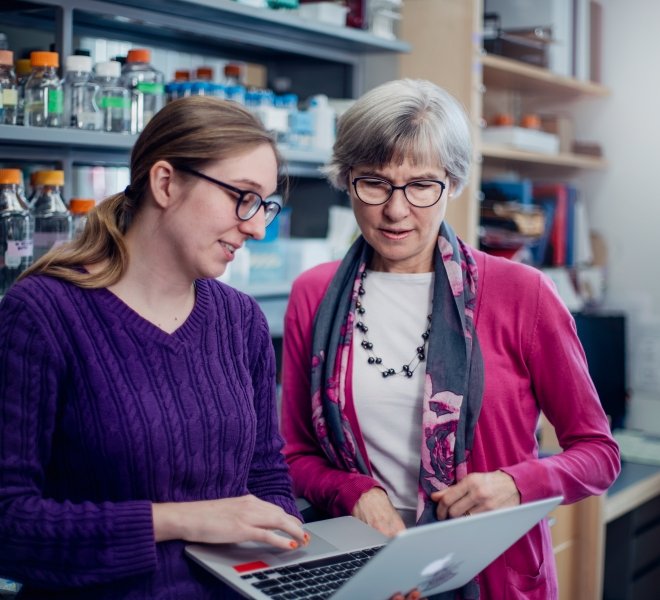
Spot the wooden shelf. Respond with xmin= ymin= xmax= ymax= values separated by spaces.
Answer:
xmin=481 ymin=54 xmax=609 ymax=100
xmin=480 ymin=142 xmax=607 ymax=169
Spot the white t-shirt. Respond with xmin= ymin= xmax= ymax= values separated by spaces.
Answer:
xmin=352 ymin=270 xmax=434 ymax=527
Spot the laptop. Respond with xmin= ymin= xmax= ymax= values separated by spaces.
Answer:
xmin=185 ymin=495 xmax=562 ymax=599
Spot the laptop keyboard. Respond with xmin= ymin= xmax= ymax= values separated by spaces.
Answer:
xmin=239 ymin=546 xmax=384 ymax=599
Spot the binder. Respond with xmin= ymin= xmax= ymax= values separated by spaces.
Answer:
xmin=533 ymin=183 xmax=568 ymax=266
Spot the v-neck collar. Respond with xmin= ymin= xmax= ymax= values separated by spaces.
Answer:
xmin=92 ymin=278 xmax=212 ymax=348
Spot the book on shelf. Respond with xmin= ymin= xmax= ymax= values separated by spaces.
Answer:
xmin=532 ymin=182 xmax=569 ymax=267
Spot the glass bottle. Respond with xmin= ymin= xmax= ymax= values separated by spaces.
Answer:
xmin=0 ymin=168 xmax=33 ymax=295
xmin=24 ymin=51 xmax=63 ymax=128
xmin=14 ymin=58 xmax=31 ymax=127
xmin=28 ymin=170 xmax=72 ymax=261
xmin=120 ymin=48 xmax=165 ymax=134
xmin=63 ymin=54 xmax=101 ymax=130
xmin=0 ymin=50 xmax=18 ymax=125
xmin=68 ymin=197 xmax=95 ymax=237
xmin=95 ymin=60 xmax=130 ymax=133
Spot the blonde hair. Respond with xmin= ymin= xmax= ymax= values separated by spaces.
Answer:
xmin=325 ymin=79 xmax=472 ymax=196
xmin=20 ymin=96 xmax=283 ymax=288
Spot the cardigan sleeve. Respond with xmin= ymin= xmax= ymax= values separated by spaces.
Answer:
xmin=280 ymin=270 xmax=381 ymax=518
xmin=499 ymin=273 xmax=621 ymax=503
xmin=244 ymin=298 xmax=302 ymax=520
xmin=0 ymin=289 xmax=157 ymax=589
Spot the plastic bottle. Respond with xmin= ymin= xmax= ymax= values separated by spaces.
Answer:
xmin=0 ymin=169 xmax=33 ymax=295
xmin=14 ymin=58 xmax=31 ymax=126
xmin=68 ymin=197 xmax=95 ymax=237
xmin=63 ymin=54 xmax=101 ymax=130
xmin=24 ymin=51 xmax=63 ymax=128
xmin=120 ymin=48 xmax=165 ymax=134
xmin=95 ymin=60 xmax=130 ymax=133
xmin=0 ymin=50 xmax=18 ymax=125
xmin=28 ymin=170 xmax=72 ymax=261
xmin=307 ymin=94 xmax=336 ymax=152
xmin=223 ymin=63 xmax=246 ymax=104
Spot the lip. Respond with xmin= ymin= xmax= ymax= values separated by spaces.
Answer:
xmin=380 ymin=228 xmax=412 ymax=241
xmin=219 ymin=240 xmax=242 ymax=261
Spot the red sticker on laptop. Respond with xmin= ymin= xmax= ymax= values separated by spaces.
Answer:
xmin=233 ymin=560 xmax=270 ymax=573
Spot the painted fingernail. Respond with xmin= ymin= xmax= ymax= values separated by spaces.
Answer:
xmin=289 ymin=540 xmax=298 ymax=549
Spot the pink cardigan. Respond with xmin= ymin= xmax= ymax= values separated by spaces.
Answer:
xmin=281 ymin=248 xmax=620 ymax=600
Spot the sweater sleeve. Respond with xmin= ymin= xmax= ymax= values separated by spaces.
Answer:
xmin=0 ymin=290 xmax=157 ymax=588
xmin=499 ymin=273 xmax=621 ymax=504
xmin=244 ymin=298 xmax=301 ymax=520
xmin=280 ymin=272 xmax=380 ymax=518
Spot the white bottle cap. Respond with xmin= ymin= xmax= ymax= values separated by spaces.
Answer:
xmin=95 ymin=60 xmax=121 ymax=78
xmin=65 ymin=55 xmax=92 ymax=73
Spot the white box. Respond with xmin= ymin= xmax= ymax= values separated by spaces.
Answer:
xmin=297 ymin=2 xmax=349 ymax=27
xmin=481 ymin=126 xmax=560 ymax=154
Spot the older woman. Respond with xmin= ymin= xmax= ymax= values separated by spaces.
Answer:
xmin=280 ymin=79 xmax=620 ymax=599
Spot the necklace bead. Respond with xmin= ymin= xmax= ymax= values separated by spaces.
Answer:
xmin=355 ymin=270 xmax=431 ymax=379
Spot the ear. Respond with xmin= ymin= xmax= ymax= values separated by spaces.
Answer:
xmin=149 ymin=160 xmax=177 ymax=209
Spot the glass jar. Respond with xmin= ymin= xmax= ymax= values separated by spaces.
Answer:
xmin=24 ymin=51 xmax=63 ymax=128
xmin=28 ymin=170 xmax=72 ymax=260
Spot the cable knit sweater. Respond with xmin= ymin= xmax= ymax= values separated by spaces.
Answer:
xmin=0 ymin=274 xmax=300 ymax=599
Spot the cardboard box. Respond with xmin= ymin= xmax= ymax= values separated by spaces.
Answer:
xmin=540 ymin=114 xmax=574 ymax=154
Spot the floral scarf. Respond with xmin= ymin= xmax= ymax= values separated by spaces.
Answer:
xmin=310 ymin=221 xmax=484 ymax=599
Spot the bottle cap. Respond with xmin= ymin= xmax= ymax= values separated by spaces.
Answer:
xmin=0 ymin=50 xmax=14 ymax=65
xmin=95 ymin=60 xmax=121 ymax=78
xmin=15 ymin=58 xmax=32 ymax=76
xmin=224 ymin=63 xmax=242 ymax=79
xmin=0 ymin=169 xmax=22 ymax=185
xmin=32 ymin=170 xmax=65 ymax=186
xmin=65 ymin=54 xmax=92 ymax=73
xmin=126 ymin=48 xmax=151 ymax=64
xmin=69 ymin=198 xmax=96 ymax=213
xmin=195 ymin=66 xmax=214 ymax=80
xmin=174 ymin=69 xmax=190 ymax=81
xmin=30 ymin=51 xmax=60 ymax=68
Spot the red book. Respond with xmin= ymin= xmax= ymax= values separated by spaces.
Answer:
xmin=532 ymin=183 xmax=568 ymax=266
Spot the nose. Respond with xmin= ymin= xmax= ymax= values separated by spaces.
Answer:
xmin=383 ymin=187 xmax=410 ymax=220
xmin=238 ymin=206 xmax=267 ymax=240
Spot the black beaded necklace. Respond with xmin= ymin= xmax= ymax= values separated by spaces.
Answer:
xmin=354 ymin=270 xmax=432 ymax=378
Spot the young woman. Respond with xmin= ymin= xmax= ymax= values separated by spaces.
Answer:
xmin=281 ymin=79 xmax=620 ymax=599
xmin=0 ymin=96 xmax=306 ymax=599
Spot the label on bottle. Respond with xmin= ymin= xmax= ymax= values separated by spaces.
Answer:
xmin=47 ymin=89 xmax=64 ymax=114
xmin=99 ymin=96 xmax=131 ymax=109
xmin=2 ymin=88 xmax=17 ymax=106
xmin=5 ymin=240 xmax=33 ymax=267
xmin=136 ymin=82 xmax=165 ymax=95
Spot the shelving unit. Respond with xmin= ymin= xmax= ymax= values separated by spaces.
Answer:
xmin=0 ymin=0 xmax=408 ymax=183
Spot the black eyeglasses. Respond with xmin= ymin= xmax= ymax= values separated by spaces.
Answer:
xmin=178 ymin=166 xmax=281 ymax=227
xmin=351 ymin=173 xmax=446 ymax=208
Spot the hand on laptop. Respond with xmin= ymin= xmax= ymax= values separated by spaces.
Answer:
xmin=351 ymin=487 xmax=406 ymax=537
xmin=152 ymin=495 xmax=308 ymax=550
xmin=431 ymin=470 xmax=521 ymax=520
xmin=391 ymin=588 xmax=424 ymax=600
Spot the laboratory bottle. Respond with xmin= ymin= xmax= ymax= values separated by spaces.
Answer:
xmin=95 ymin=60 xmax=130 ymax=133
xmin=69 ymin=197 xmax=95 ymax=237
xmin=24 ymin=51 xmax=63 ymax=128
xmin=29 ymin=170 xmax=72 ymax=261
xmin=15 ymin=58 xmax=31 ymax=126
xmin=63 ymin=54 xmax=101 ymax=130
xmin=120 ymin=48 xmax=165 ymax=134
xmin=0 ymin=168 xmax=33 ymax=295
xmin=0 ymin=50 xmax=18 ymax=125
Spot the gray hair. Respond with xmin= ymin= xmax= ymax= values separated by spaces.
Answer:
xmin=325 ymin=79 xmax=472 ymax=196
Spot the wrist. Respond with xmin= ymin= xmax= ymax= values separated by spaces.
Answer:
xmin=152 ymin=502 xmax=185 ymax=542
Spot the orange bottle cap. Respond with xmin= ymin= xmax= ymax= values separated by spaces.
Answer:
xmin=224 ymin=63 xmax=242 ymax=78
xmin=15 ymin=58 xmax=32 ymax=76
xmin=0 ymin=50 xmax=14 ymax=65
xmin=30 ymin=51 xmax=60 ymax=68
xmin=69 ymin=198 xmax=96 ymax=213
xmin=195 ymin=66 xmax=214 ymax=80
xmin=0 ymin=169 xmax=22 ymax=185
xmin=32 ymin=170 xmax=65 ymax=187
xmin=174 ymin=69 xmax=190 ymax=81
xmin=127 ymin=48 xmax=151 ymax=63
